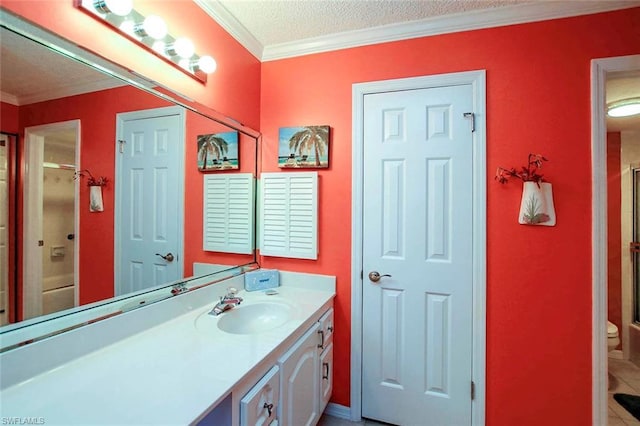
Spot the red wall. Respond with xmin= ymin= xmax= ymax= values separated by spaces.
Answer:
xmin=608 ymin=132 xmax=622 ymax=347
xmin=1 ymin=102 xmax=19 ymax=133
xmin=259 ymin=8 xmax=640 ymax=425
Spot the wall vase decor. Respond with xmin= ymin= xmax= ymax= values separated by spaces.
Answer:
xmin=74 ymin=169 xmax=108 ymax=213
xmin=496 ymin=153 xmax=556 ymax=227
xmin=518 ymin=182 xmax=556 ymax=226
xmin=89 ymin=185 xmax=104 ymax=212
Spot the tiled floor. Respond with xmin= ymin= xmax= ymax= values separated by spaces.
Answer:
xmin=609 ymin=358 xmax=640 ymax=425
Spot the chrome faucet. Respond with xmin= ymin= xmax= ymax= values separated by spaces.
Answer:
xmin=209 ymin=287 xmax=243 ymax=316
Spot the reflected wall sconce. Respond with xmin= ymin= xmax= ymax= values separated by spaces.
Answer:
xmin=76 ymin=0 xmax=217 ymax=83
xmin=607 ymin=97 xmax=640 ymax=118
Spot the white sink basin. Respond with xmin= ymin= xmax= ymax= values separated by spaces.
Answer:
xmin=196 ymin=302 xmax=294 ymax=335
xmin=217 ymin=302 xmax=294 ymax=334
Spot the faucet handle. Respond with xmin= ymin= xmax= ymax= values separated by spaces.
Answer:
xmin=226 ymin=287 xmax=238 ymax=297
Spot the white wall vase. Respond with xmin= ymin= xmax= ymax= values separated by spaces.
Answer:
xmin=89 ymin=185 xmax=104 ymax=212
xmin=518 ymin=181 xmax=556 ymax=226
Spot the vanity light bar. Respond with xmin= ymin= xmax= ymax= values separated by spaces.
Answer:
xmin=76 ymin=0 xmax=216 ymax=84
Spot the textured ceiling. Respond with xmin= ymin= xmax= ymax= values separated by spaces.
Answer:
xmin=210 ymin=0 xmax=639 ymax=130
xmin=215 ymin=0 xmax=528 ymax=46
xmin=0 ymin=28 xmax=125 ymax=105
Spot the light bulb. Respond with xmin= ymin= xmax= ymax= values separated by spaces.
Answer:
xmin=142 ymin=15 xmax=167 ymax=40
xmin=173 ymin=37 xmax=195 ymax=59
xmin=178 ymin=59 xmax=191 ymax=70
xmin=119 ymin=20 xmax=136 ymax=36
xmin=93 ymin=0 xmax=132 ymax=16
xmin=152 ymin=41 xmax=167 ymax=55
xmin=198 ymin=56 xmax=217 ymax=74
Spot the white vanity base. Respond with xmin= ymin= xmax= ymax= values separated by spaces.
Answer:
xmin=0 ymin=271 xmax=335 ymax=425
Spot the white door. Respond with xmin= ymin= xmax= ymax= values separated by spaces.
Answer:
xmin=362 ymin=85 xmax=474 ymax=425
xmin=116 ymin=108 xmax=184 ymax=295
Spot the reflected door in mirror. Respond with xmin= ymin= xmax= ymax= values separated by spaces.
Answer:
xmin=116 ymin=108 xmax=184 ymax=295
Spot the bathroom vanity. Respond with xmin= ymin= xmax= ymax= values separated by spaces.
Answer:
xmin=0 ymin=271 xmax=335 ymax=425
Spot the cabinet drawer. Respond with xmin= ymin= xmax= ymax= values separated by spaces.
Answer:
xmin=317 ymin=308 xmax=334 ymax=350
xmin=240 ymin=365 xmax=280 ymax=426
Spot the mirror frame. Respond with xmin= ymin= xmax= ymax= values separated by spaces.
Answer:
xmin=0 ymin=8 xmax=261 ymax=352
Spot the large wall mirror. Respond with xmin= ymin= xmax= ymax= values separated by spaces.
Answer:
xmin=0 ymin=10 xmax=259 ymax=350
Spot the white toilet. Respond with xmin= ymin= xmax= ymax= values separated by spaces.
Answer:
xmin=608 ymin=321 xmax=620 ymax=352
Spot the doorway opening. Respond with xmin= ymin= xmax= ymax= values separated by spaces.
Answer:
xmin=591 ymin=54 xmax=640 ymax=426
xmin=23 ymin=120 xmax=80 ymax=321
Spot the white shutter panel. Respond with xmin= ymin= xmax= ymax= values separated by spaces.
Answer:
xmin=203 ymin=173 xmax=255 ymax=254
xmin=260 ymin=172 xmax=318 ymax=259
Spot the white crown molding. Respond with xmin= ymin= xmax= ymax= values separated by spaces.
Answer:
xmin=0 ymin=91 xmax=19 ymax=106
xmin=13 ymin=80 xmax=125 ymax=106
xmin=260 ymin=1 xmax=640 ymax=61
xmin=193 ymin=0 xmax=264 ymax=60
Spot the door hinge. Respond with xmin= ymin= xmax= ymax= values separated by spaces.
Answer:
xmin=463 ymin=112 xmax=476 ymax=133
xmin=471 ymin=381 xmax=476 ymax=400
xmin=118 ymin=139 xmax=126 ymax=153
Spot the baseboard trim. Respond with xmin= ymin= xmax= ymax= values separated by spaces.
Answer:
xmin=323 ymin=403 xmax=351 ymax=420
xmin=609 ymin=349 xmax=624 ymax=360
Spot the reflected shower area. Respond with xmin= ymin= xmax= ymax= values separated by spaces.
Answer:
xmin=40 ymin=127 xmax=77 ymax=316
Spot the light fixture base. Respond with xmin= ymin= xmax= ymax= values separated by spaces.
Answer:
xmin=77 ymin=0 xmax=211 ymax=84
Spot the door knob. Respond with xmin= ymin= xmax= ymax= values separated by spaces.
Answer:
xmin=368 ymin=271 xmax=391 ymax=282
xmin=156 ymin=252 xmax=174 ymax=262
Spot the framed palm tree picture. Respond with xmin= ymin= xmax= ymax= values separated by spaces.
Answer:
xmin=278 ymin=125 xmax=330 ymax=168
xmin=197 ymin=131 xmax=239 ymax=171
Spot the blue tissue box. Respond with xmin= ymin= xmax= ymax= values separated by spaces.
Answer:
xmin=244 ymin=269 xmax=280 ymax=292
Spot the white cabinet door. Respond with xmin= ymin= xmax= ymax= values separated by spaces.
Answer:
xmin=278 ymin=323 xmax=320 ymax=426
xmin=240 ymin=366 xmax=280 ymax=426
xmin=319 ymin=342 xmax=333 ymax=413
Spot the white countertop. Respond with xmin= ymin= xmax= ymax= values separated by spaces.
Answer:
xmin=0 ymin=272 xmax=335 ymax=425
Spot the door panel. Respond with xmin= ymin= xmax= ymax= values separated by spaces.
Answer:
xmin=362 ymin=85 xmax=474 ymax=425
